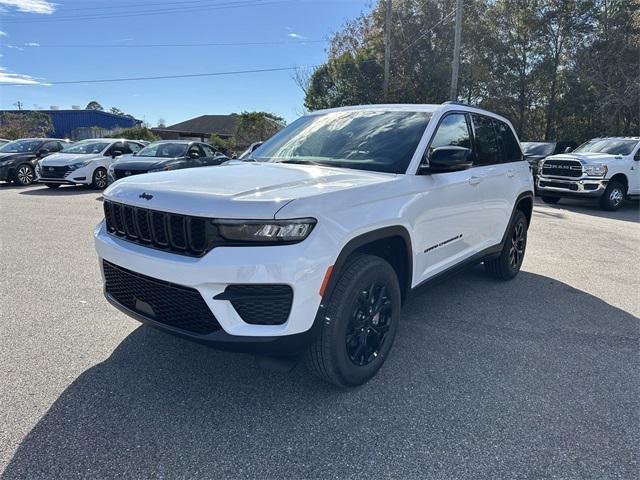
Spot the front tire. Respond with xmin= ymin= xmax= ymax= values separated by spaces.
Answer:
xmin=91 ymin=167 xmax=108 ymax=190
xmin=541 ymin=196 xmax=560 ymax=204
xmin=305 ymin=254 xmax=401 ymax=387
xmin=14 ymin=164 xmax=35 ymax=186
xmin=600 ymin=181 xmax=625 ymax=211
xmin=484 ymin=210 xmax=528 ymax=280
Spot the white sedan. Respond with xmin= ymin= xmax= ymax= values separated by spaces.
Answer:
xmin=37 ymin=138 xmax=145 ymax=189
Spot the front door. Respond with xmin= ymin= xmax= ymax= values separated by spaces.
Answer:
xmin=412 ymin=112 xmax=487 ymax=282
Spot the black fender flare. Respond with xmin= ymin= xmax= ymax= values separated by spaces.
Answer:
xmin=321 ymin=225 xmax=413 ymax=305
xmin=499 ymin=191 xmax=534 ymax=248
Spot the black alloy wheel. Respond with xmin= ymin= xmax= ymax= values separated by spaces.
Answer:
xmin=92 ymin=168 xmax=108 ymax=190
xmin=15 ymin=164 xmax=35 ymax=186
xmin=509 ymin=220 xmax=526 ymax=270
xmin=346 ymin=282 xmax=393 ymax=366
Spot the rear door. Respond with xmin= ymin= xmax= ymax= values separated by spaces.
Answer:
xmin=200 ymin=144 xmax=220 ymax=166
xmin=470 ymin=114 xmax=526 ymax=245
xmin=413 ymin=112 xmax=487 ymax=281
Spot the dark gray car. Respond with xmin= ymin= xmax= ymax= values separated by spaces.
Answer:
xmin=108 ymin=140 xmax=227 ymax=184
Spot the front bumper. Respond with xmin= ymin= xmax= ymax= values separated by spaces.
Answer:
xmin=94 ymin=220 xmax=334 ymax=352
xmin=537 ymin=175 xmax=607 ymax=198
xmin=37 ymin=165 xmax=91 ymax=185
xmin=0 ymin=164 xmax=14 ymax=182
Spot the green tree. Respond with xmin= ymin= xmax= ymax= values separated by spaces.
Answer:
xmin=86 ymin=101 xmax=104 ymax=111
xmin=0 ymin=112 xmax=53 ymax=139
xmin=208 ymin=134 xmax=235 ymax=155
xmin=233 ymin=111 xmax=285 ymax=147
xmin=108 ymin=126 xmax=160 ymax=142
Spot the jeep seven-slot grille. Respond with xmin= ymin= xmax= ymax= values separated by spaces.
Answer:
xmin=103 ymin=200 xmax=209 ymax=257
xmin=541 ymin=159 xmax=582 ymax=178
xmin=103 ymin=260 xmax=221 ymax=334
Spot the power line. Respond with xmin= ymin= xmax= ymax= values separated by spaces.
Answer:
xmin=397 ymin=8 xmax=456 ymax=56
xmin=52 ymin=0 xmax=222 ymax=12
xmin=2 ymin=0 xmax=284 ymax=23
xmin=24 ymin=40 xmax=325 ymax=49
xmin=0 ymin=66 xmax=301 ymax=86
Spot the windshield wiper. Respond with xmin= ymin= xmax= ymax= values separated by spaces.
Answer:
xmin=278 ymin=158 xmax=324 ymax=166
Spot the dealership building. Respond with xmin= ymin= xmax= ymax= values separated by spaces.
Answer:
xmin=0 ymin=108 xmax=141 ymax=140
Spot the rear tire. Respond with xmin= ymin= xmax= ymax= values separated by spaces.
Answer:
xmin=91 ymin=167 xmax=108 ymax=190
xmin=305 ymin=254 xmax=401 ymax=387
xmin=484 ymin=210 xmax=528 ymax=280
xmin=541 ymin=196 xmax=560 ymax=204
xmin=599 ymin=181 xmax=625 ymax=211
xmin=44 ymin=183 xmax=60 ymax=189
xmin=14 ymin=164 xmax=35 ymax=186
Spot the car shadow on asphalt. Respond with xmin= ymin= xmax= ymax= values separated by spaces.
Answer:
xmin=534 ymin=197 xmax=640 ymax=224
xmin=19 ymin=186 xmax=101 ymax=196
xmin=3 ymin=268 xmax=639 ymax=479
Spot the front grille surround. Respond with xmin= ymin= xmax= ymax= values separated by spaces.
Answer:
xmin=541 ymin=159 xmax=583 ymax=178
xmin=104 ymin=200 xmax=215 ymax=257
xmin=103 ymin=260 xmax=221 ymax=334
xmin=40 ymin=165 xmax=71 ymax=179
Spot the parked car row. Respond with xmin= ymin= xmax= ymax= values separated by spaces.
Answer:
xmin=0 ymin=137 xmax=228 ymax=189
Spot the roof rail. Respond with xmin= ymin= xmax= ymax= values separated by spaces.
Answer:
xmin=442 ymin=101 xmax=470 ymax=106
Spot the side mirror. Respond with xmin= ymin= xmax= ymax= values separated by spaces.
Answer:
xmin=188 ymin=151 xmax=200 ymax=159
xmin=420 ymin=146 xmax=473 ymax=174
xmin=111 ymin=150 xmax=123 ymax=159
xmin=37 ymin=148 xmax=49 ymax=157
xmin=564 ymin=146 xmax=573 ymax=153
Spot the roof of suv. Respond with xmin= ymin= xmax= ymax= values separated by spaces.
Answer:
xmin=310 ymin=102 xmax=514 ymax=126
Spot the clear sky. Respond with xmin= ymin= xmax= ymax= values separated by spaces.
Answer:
xmin=0 ymin=0 xmax=371 ymax=125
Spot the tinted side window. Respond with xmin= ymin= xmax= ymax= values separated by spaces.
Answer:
xmin=42 ymin=141 xmax=61 ymax=152
xmin=202 ymin=144 xmax=216 ymax=157
xmin=128 ymin=142 xmax=143 ymax=153
xmin=495 ymin=120 xmax=522 ymax=163
xmin=429 ymin=113 xmax=471 ymax=153
xmin=107 ymin=142 xmax=125 ymax=155
xmin=471 ymin=114 xmax=499 ymax=165
xmin=188 ymin=145 xmax=205 ymax=157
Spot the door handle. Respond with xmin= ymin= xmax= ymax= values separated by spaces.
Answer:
xmin=507 ymin=169 xmax=516 ymax=178
xmin=468 ymin=176 xmax=482 ymax=185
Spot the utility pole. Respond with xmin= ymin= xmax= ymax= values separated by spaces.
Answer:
xmin=383 ymin=0 xmax=392 ymax=101
xmin=13 ymin=101 xmax=23 ymax=110
xmin=450 ymin=0 xmax=463 ymax=101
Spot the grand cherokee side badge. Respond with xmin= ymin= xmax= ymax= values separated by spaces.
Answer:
xmin=139 ymin=192 xmax=154 ymax=200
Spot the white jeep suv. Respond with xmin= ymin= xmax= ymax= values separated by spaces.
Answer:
xmin=94 ymin=103 xmax=534 ymax=387
xmin=38 ymin=138 xmax=145 ymax=189
xmin=537 ymin=137 xmax=640 ymax=210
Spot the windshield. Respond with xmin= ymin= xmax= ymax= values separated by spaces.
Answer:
xmin=253 ymin=110 xmax=432 ymax=173
xmin=0 ymin=139 xmax=41 ymax=153
xmin=137 ymin=142 xmax=188 ymax=158
xmin=573 ymin=139 xmax=638 ymax=155
xmin=521 ymin=142 xmax=555 ymax=156
xmin=62 ymin=141 xmax=110 ymax=154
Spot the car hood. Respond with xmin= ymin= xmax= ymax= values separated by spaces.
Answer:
xmin=41 ymin=152 xmax=103 ymax=166
xmin=545 ymin=152 xmax=623 ymax=164
xmin=104 ymin=162 xmax=397 ymax=219
xmin=111 ymin=156 xmax=181 ymax=170
xmin=0 ymin=152 xmax=33 ymax=163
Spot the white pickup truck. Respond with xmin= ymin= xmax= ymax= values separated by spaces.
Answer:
xmin=537 ymin=137 xmax=640 ymax=210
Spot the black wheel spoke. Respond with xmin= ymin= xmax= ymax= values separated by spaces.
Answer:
xmin=346 ymin=280 xmax=394 ymax=367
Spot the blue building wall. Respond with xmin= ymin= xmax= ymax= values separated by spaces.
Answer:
xmin=0 ymin=109 xmax=142 ymax=139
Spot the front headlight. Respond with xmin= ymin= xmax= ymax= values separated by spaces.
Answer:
xmin=584 ymin=164 xmax=608 ymax=176
xmin=68 ymin=161 xmax=84 ymax=171
xmin=216 ymin=218 xmax=316 ymax=244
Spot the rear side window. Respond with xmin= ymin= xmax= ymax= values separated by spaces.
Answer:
xmin=494 ymin=120 xmax=522 ymax=163
xmin=471 ymin=114 xmax=499 ymax=165
xmin=128 ymin=142 xmax=143 ymax=153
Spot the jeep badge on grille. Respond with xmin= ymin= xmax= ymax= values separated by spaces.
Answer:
xmin=139 ymin=192 xmax=154 ymax=200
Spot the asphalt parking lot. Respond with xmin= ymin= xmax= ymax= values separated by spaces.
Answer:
xmin=0 ymin=183 xmax=638 ymax=479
